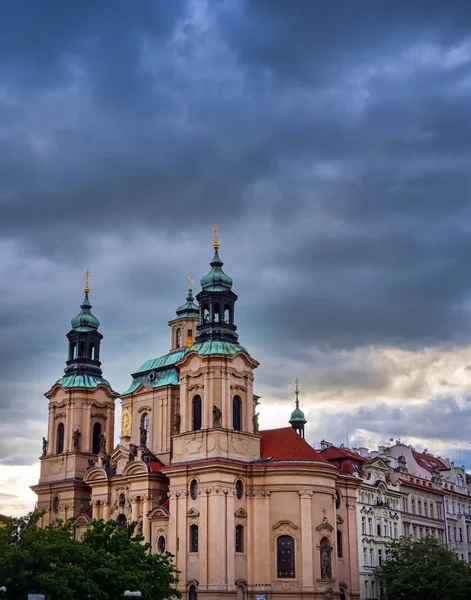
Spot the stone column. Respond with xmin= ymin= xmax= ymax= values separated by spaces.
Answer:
xmin=180 ymin=375 xmax=188 ymax=433
xmin=47 ymin=405 xmax=54 ymax=455
xmin=92 ymin=500 xmax=100 ymax=520
xmin=226 ymin=489 xmax=236 ymax=587
xmin=176 ymin=492 xmax=188 ymax=586
xmin=299 ymin=490 xmax=314 ymax=590
xmin=105 ymin=407 xmax=113 ymax=454
xmin=208 ymin=488 xmax=227 ymax=588
xmin=225 ymin=371 xmax=232 ymax=429
xmin=199 ymin=488 xmax=209 ymax=586
xmin=131 ymin=496 xmax=140 ymax=523
xmin=221 ymin=369 xmax=228 ymax=428
xmin=252 ymin=491 xmax=271 ymax=585
xmin=143 ymin=494 xmax=153 ymax=545
xmin=102 ymin=499 xmax=110 ymax=521
xmin=168 ymin=491 xmax=179 ymax=565
xmin=203 ymin=370 xmax=211 ymax=428
xmin=83 ymin=400 xmax=92 ymax=452
xmin=65 ymin=399 xmax=73 ymax=452
xmin=246 ymin=375 xmax=254 ymax=432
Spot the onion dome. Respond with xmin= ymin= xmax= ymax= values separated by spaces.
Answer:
xmin=200 ymin=248 xmax=233 ymax=292
xmin=176 ymin=288 xmax=199 ymax=318
xmin=71 ymin=292 xmax=100 ymax=331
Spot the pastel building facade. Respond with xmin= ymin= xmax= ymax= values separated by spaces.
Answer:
xmin=33 ymin=241 xmax=361 ymax=600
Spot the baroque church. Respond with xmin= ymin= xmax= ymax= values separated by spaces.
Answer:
xmin=32 ymin=232 xmax=361 ymax=600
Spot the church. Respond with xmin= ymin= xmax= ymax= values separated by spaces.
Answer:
xmin=32 ymin=232 xmax=361 ymax=600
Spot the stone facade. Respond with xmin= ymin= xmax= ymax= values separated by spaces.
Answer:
xmin=32 ymin=244 xmax=361 ymax=600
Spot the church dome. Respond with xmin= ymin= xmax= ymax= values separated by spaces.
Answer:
xmin=176 ymin=289 xmax=199 ymax=318
xmin=200 ymin=249 xmax=233 ymax=292
xmin=289 ymin=404 xmax=307 ymax=426
xmin=71 ymin=293 xmax=100 ymax=331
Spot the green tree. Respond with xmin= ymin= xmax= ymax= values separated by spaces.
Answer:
xmin=377 ymin=536 xmax=471 ymax=600
xmin=0 ymin=512 xmax=181 ymax=600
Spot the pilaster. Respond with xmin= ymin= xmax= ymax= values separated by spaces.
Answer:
xmin=299 ymin=490 xmax=314 ymax=590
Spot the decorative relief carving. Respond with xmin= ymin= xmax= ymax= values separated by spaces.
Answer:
xmin=273 ymin=520 xmax=298 ymax=531
xmin=91 ymin=413 xmax=107 ymax=420
xmin=54 ymin=412 xmax=66 ymax=420
xmin=248 ymin=490 xmax=271 ymax=498
xmin=299 ymin=490 xmax=313 ymax=499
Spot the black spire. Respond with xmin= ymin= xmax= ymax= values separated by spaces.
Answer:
xmin=63 ymin=279 xmax=103 ymax=379
xmin=195 ymin=228 xmax=238 ymax=344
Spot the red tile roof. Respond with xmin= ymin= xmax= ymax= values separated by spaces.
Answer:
xmin=412 ymin=450 xmax=447 ymax=474
xmin=260 ymin=427 xmax=330 ymax=463
xmin=320 ymin=445 xmax=368 ymax=463
xmin=148 ymin=460 xmax=164 ymax=472
xmin=0 ymin=514 xmax=8 ymax=521
xmin=399 ymin=478 xmax=446 ymax=495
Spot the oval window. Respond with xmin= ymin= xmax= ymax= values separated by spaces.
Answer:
xmin=52 ymin=496 xmax=59 ymax=514
xmin=236 ymin=480 xmax=244 ymax=500
xmin=190 ymin=479 xmax=199 ymax=500
xmin=158 ymin=535 xmax=166 ymax=553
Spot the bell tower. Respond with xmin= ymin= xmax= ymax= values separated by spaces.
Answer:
xmin=32 ymin=274 xmax=119 ymax=525
xmin=170 ymin=227 xmax=261 ymax=464
xmin=168 ymin=274 xmax=199 ymax=351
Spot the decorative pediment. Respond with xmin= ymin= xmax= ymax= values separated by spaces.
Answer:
xmin=84 ymin=466 xmax=108 ymax=483
xmin=273 ymin=520 xmax=298 ymax=531
xmin=75 ymin=514 xmax=91 ymax=525
xmin=336 ymin=514 xmax=344 ymax=525
xmin=235 ymin=508 xmax=248 ymax=518
xmin=316 ymin=519 xmax=334 ymax=533
xmin=138 ymin=405 xmax=152 ymax=413
xmin=122 ymin=461 xmax=148 ymax=476
xmin=91 ymin=413 xmax=107 ymax=420
xmin=148 ymin=506 xmax=169 ymax=518
xmin=186 ymin=508 xmax=200 ymax=517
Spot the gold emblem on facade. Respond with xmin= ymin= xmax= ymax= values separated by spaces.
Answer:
xmin=121 ymin=409 xmax=132 ymax=436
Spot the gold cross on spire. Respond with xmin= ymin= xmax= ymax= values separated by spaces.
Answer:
xmin=188 ymin=272 xmax=194 ymax=291
xmin=84 ymin=269 xmax=90 ymax=294
xmin=213 ymin=222 xmax=220 ymax=250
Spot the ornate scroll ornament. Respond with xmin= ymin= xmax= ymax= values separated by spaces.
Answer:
xmin=121 ymin=409 xmax=132 ymax=436
xmin=299 ymin=490 xmax=313 ymax=499
xmin=54 ymin=412 xmax=66 ymax=420
xmin=91 ymin=413 xmax=107 ymax=420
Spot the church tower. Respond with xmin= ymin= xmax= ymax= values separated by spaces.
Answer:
xmin=170 ymin=226 xmax=260 ymax=464
xmin=168 ymin=275 xmax=199 ymax=351
xmin=32 ymin=275 xmax=119 ymax=525
xmin=289 ymin=378 xmax=307 ymax=438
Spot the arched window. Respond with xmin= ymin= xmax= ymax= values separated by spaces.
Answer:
xmin=340 ymin=589 xmax=346 ymax=600
xmin=337 ymin=530 xmax=343 ymax=558
xmin=214 ymin=303 xmax=220 ymax=322
xmin=79 ymin=341 xmax=85 ymax=357
xmin=335 ymin=490 xmax=341 ymax=509
xmin=233 ymin=396 xmax=242 ymax=431
xmin=117 ymin=514 xmax=127 ymax=530
xmin=190 ymin=479 xmax=199 ymax=500
xmin=176 ymin=328 xmax=182 ymax=349
xmin=189 ymin=585 xmax=197 ymax=600
xmin=202 ymin=304 xmax=210 ymax=324
xmin=52 ymin=496 xmax=60 ymax=514
xmin=190 ymin=524 xmax=199 ymax=552
xmin=277 ymin=535 xmax=295 ymax=578
xmin=56 ymin=422 xmax=65 ymax=454
xmin=90 ymin=343 xmax=95 ymax=360
xmin=236 ymin=480 xmax=244 ymax=500
xmin=158 ymin=535 xmax=166 ymax=553
xmin=140 ymin=413 xmax=150 ymax=444
xmin=235 ymin=524 xmax=244 ymax=553
xmin=224 ymin=304 xmax=230 ymax=323
xmin=92 ymin=422 xmax=101 ymax=454
xmin=192 ymin=395 xmax=202 ymax=431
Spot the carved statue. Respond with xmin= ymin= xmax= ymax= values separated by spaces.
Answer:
xmin=87 ymin=459 xmax=96 ymax=469
xmin=99 ymin=433 xmax=106 ymax=454
xmin=253 ymin=412 xmax=260 ymax=434
xmin=174 ymin=411 xmax=181 ymax=434
xmin=140 ymin=426 xmax=147 ymax=447
xmin=128 ymin=443 xmax=138 ymax=462
xmin=72 ymin=429 xmax=81 ymax=450
xmin=101 ymin=454 xmax=110 ymax=469
xmin=320 ymin=542 xmax=333 ymax=579
xmin=213 ymin=405 xmax=222 ymax=427
xmin=41 ymin=437 xmax=48 ymax=457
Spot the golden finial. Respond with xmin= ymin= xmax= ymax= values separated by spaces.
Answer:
xmin=188 ymin=272 xmax=194 ymax=291
xmin=84 ymin=269 xmax=90 ymax=294
xmin=213 ymin=222 xmax=220 ymax=250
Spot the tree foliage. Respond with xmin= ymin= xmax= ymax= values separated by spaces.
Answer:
xmin=377 ymin=536 xmax=471 ymax=600
xmin=0 ymin=512 xmax=181 ymax=600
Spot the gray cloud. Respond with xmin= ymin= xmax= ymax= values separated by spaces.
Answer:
xmin=1 ymin=1 xmax=471 ymax=485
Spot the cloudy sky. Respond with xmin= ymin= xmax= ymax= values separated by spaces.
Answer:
xmin=1 ymin=0 xmax=471 ymax=516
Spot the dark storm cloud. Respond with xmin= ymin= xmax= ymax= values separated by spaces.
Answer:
xmin=1 ymin=0 xmax=471 ymax=476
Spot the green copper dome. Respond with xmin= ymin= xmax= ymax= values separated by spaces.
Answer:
xmin=176 ymin=289 xmax=199 ymax=318
xmin=200 ymin=249 xmax=233 ymax=292
xmin=289 ymin=403 xmax=307 ymax=425
xmin=71 ymin=293 xmax=100 ymax=331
